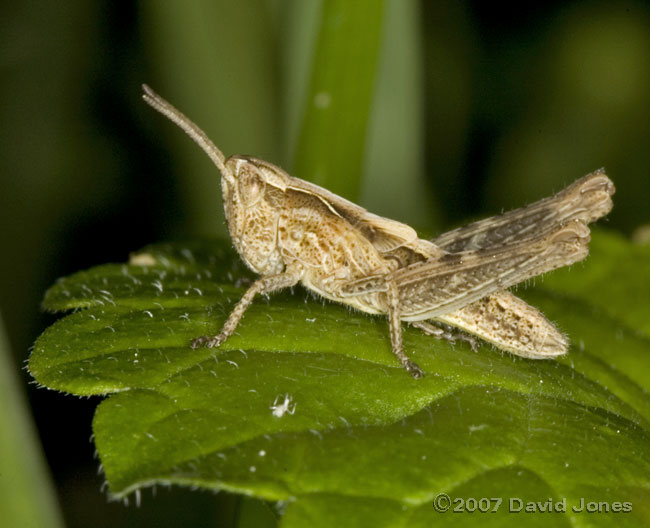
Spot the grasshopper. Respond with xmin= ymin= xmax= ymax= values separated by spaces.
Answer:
xmin=142 ymin=85 xmax=615 ymax=378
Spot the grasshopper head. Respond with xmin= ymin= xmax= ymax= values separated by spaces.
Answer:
xmin=142 ymin=85 xmax=287 ymax=273
xmin=220 ymin=156 xmax=288 ymax=273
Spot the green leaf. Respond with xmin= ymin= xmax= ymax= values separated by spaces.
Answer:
xmin=29 ymin=232 xmax=650 ymax=527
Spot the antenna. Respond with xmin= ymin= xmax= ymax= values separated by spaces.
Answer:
xmin=141 ymin=84 xmax=234 ymax=183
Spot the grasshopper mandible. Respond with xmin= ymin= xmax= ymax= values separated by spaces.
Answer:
xmin=142 ymin=85 xmax=614 ymax=378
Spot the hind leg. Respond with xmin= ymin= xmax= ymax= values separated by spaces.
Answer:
xmin=410 ymin=321 xmax=479 ymax=351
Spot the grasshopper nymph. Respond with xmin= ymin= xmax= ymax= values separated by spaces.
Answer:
xmin=142 ymin=85 xmax=614 ymax=378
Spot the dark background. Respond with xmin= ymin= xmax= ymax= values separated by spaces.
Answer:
xmin=2 ymin=1 xmax=649 ymax=526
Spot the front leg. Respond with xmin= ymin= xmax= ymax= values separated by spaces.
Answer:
xmin=191 ymin=272 xmax=299 ymax=349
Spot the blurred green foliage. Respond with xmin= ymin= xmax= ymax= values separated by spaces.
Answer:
xmin=2 ymin=1 xmax=650 ymax=527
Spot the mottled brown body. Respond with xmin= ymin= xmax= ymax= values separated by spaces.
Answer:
xmin=142 ymin=85 xmax=615 ymax=378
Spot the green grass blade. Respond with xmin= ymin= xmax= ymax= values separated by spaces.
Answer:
xmin=0 ymin=314 xmax=64 ymax=528
xmin=293 ymin=0 xmax=385 ymax=200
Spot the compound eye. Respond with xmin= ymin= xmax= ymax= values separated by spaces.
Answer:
xmin=238 ymin=167 xmax=266 ymax=206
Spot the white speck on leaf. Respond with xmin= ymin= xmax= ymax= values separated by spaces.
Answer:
xmin=469 ymin=424 xmax=488 ymax=434
xmin=130 ymin=253 xmax=157 ymax=266
xmin=271 ymin=394 xmax=296 ymax=418
xmin=180 ymin=248 xmax=195 ymax=262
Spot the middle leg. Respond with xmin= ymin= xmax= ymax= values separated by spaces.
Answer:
xmin=386 ymin=279 xmax=424 ymax=378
